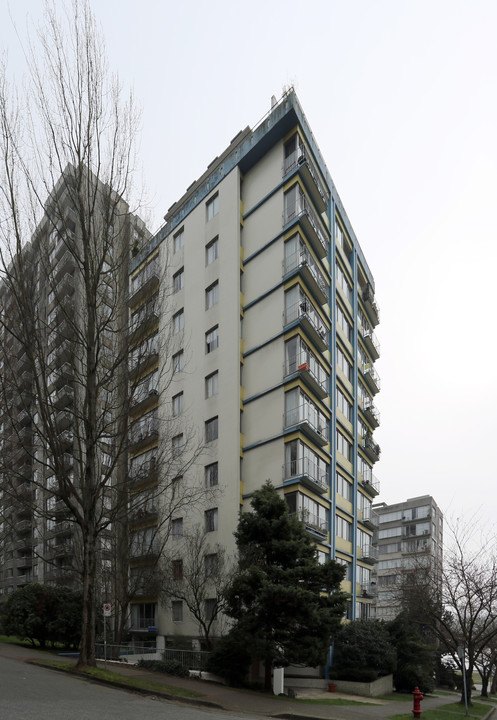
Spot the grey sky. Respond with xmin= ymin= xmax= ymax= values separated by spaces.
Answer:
xmin=1 ymin=0 xmax=495 ymax=533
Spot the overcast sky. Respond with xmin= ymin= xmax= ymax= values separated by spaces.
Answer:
xmin=1 ymin=0 xmax=496 ymax=537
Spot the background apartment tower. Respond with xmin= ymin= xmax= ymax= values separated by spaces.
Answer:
xmin=372 ymin=496 xmax=444 ymax=620
xmin=0 ymin=167 xmax=148 ymax=602
xmin=128 ymin=90 xmax=382 ymax=642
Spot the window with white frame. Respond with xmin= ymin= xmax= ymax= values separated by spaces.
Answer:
xmin=205 ymin=462 xmax=218 ymax=487
xmin=173 ymin=309 xmax=184 ymax=334
xmin=172 ymin=517 xmax=183 ymax=539
xmin=173 ymin=268 xmax=184 ymax=292
xmin=172 ymin=392 xmax=183 ymax=417
xmin=336 ymin=430 xmax=353 ymax=462
xmin=173 ymin=227 xmax=184 ymax=253
xmin=205 ymin=507 xmax=218 ymax=532
xmin=172 ymin=433 xmax=184 ymax=457
xmin=206 ymin=236 xmax=219 ymax=265
xmin=336 ymin=514 xmax=352 ymax=541
xmin=336 ymin=345 xmax=353 ymax=382
xmin=205 ymin=281 xmax=219 ymax=309
xmin=205 ymin=416 xmax=218 ymax=442
xmin=336 ymin=388 xmax=352 ymax=422
xmin=205 ymin=325 xmax=219 ymax=353
xmin=206 ymin=194 xmax=219 ymax=221
xmin=172 ymin=350 xmax=184 ymax=373
xmin=204 ymin=553 xmax=219 ymax=576
xmin=336 ymin=471 xmax=353 ymax=501
xmin=172 ymin=600 xmax=183 ymax=621
xmin=205 ymin=371 xmax=218 ymax=398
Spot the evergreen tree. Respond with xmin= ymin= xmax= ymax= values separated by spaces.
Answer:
xmin=224 ymin=481 xmax=346 ymax=689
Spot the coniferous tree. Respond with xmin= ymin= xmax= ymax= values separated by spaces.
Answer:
xmin=224 ymin=481 xmax=346 ymax=690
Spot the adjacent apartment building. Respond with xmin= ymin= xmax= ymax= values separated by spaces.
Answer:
xmin=128 ymin=89 xmax=382 ymax=642
xmin=372 ymin=496 xmax=443 ymax=620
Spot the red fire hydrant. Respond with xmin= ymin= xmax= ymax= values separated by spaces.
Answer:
xmin=412 ymin=686 xmax=424 ymax=718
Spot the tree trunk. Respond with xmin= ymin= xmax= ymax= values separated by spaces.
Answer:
xmin=77 ymin=529 xmax=98 ymax=667
xmin=460 ymin=666 xmax=473 ymax=706
xmin=491 ymin=669 xmax=497 ymax=695
xmin=481 ymin=675 xmax=489 ymax=698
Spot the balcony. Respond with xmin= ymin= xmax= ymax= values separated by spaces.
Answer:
xmin=362 ymin=398 xmax=380 ymax=429
xmin=129 ymin=334 xmax=159 ymax=379
xmin=52 ymin=385 xmax=73 ymax=409
xmin=360 ymin=544 xmax=379 ymax=564
xmin=362 ymin=434 xmax=381 ymax=463
xmin=283 ymin=244 xmax=328 ymax=305
xmin=361 ymin=506 xmax=379 ymax=529
xmin=129 ymin=258 xmax=160 ymax=309
xmin=363 ymin=284 xmax=380 ymax=327
xmin=361 ymin=362 xmax=381 ymax=395
xmin=129 ymin=458 xmax=159 ymax=488
xmin=128 ymin=414 xmax=159 ymax=453
xmin=361 ymin=582 xmax=378 ymax=597
xmin=363 ymin=327 xmax=380 ymax=361
xmin=283 ymin=358 xmax=328 ymax=399
xmin=284 ymin=298 xmax=328 ymax=352
xmin=129 ymin=297 xmax=159 ymax=345
xmin=284 ymin=190 xmax=329 ymax=259
xmin=360 ymin=468 xmax=381 ymax=497
xmin=56 ymin=409 xmax=73 ymax=431
xmin=295 ymin=508 xmax=328 ymax=538
xmin=283 ymin=457 xmax=328 ymax=494
xmin=47 ymin=362 xmax=72 ymax=391
xmin=16 ymin=519 xmax=32 ymax=534
xmin=54 ymin=249 xmax=74 ymax=282
xmin=284 ymin=143 xmax=329 ymax=213
xmin=130 ymin=388 xmax=159 ymax=419
xmin=284 ymin=404 xmax=329 ymax=446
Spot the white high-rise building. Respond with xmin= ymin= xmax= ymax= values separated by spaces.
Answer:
xmin=127 ymin=90 xmax=382 ymax=642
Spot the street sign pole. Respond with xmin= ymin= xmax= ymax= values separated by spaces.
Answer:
xmin=103 ymin=603 xmax=112 ymax=672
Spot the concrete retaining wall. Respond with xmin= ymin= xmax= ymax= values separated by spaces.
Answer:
xmin=284 ymin=673 xmax=393 ymax=698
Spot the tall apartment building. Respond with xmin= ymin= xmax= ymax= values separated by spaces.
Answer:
xmin=128 ymin=90 xmax=382 ymax=641
xmin=0 ymin=166 xmax=148 ymax=599
xmin=372 ymin=496 xmax=443 ymax=620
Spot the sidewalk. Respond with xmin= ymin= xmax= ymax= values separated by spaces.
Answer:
xmin=1 ymin=642 xmax=494 ymax=719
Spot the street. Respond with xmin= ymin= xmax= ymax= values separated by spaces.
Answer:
xmin=0 ymin=654 xmax=259 ymax=720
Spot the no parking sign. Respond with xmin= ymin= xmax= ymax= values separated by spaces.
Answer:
xmin=103 ymin=603 xmax=112 ymax=617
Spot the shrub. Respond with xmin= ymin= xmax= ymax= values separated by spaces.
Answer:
xmin=207 ymin=631 xmax=251 ymax=687
xmin=137 ymin=658 xmax=189 ymax=677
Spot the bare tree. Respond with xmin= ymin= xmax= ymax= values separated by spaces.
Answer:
xmin=400 ymin=523 xmax=497 ymax=706
xmin=0 ymin=1 xmax=203 ymax=667
xmin=160 ymin=526 xmax=234 ymax=649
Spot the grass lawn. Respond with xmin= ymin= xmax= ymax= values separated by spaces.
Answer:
xmin=390 ymin=701 xmax=493 ymax=719
xmin=31 ymin=658 xmax=204 ymax=699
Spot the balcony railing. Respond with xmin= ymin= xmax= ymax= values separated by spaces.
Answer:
xmin=129 ymin=458 xmax=159 ymax=487
xmin=284 ymin=143 xmax=329 ymax=210
xmin=362 ymin=398 xmax=380 ymax=428
xmin=363 ymin=327 xmax=380 ymax=360
xmin=284 ymin=191 xmax=329 ymax=258
xmin=363 ymin=283 xmax=380 ymax=326
xmin=284 ymin=457 xmax=328 ymax=493
xmin=284 ymin=403 xmax=328 ymax=445
xmin=129 ymin=258 xmax=160 ymax=308
xmin=295 ymin=507 xmax=328 ymax=536
xmin=362 ymin=362 xmax=381 ymax=394
xmin=284 ymin=298 xmax=328 ymax=350
xmin=284 ymin=356 xmax=328 ymax=398
xmin=360 ymin=467 xmax=381 ymax=496
xmin=283 ymin=245 xmax=328 ymax=302
xmin=361 ymin=544 xmax=379 ymax=564
xmin=129 ymin=414 xmax=159 ymax=450
xmin=361 ymin=506 xmax=379 ymax=527
xmin=363 ymin=434 xmax=381 ymax=462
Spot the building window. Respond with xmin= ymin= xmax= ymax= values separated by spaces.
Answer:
xmin=205 ymin=508 xmax=218 ymax=532
xmin=172 ymin=350 xmax=184 ymax=374
xmin=204 ymin=553 xmax=219 ymax=576
xmin=336 ymin=389 xmax=352 ymax=422
xmin=172 ymin=518 xmax=183 ymax=540
xmin=336 ymin=514 xmax=352 ymax=541
xmin=206 ymin=194 xmax=219 ymax=221
xmin=206 ymin=236 xmax=219 ymax=265
xmin=172 ymin=433 xmax=184 ymax=457
xmin=205 ymin=371 xmax=218 ymax=398
xmin=172 ymin=392 xmax=183 ymax=417
xmin=336 ymin=430 xmax=353 ymax=462
xmin=205 ymin=462 xmax=218 ymax=487
xmin=336 ymin=471 xmax=353 ymax=501
xmin=172 ymin=600 xmax=183 ymax=621
xmin=205 ymin=326 xmax=219 ymax=353
xmin=173 ymin=268 xmax=184 ymax=293
xmin=205 ymin=281 xmax=219 ymax=309
xmin=205 ymin=416 xmax=218 ymax=442
xmin=204 ymin=598 xmax=217 ymax=621
xmin=172 ymin=559 xmax=183 ymax=581
xmin=174 ymin=228 xmax=184 ymax=253
xmin=173 ymin=309 xmax=184 ymax=334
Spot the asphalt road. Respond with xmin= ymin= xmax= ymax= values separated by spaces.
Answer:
xmin=0 ymin=655 xmax=259 ymax=720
